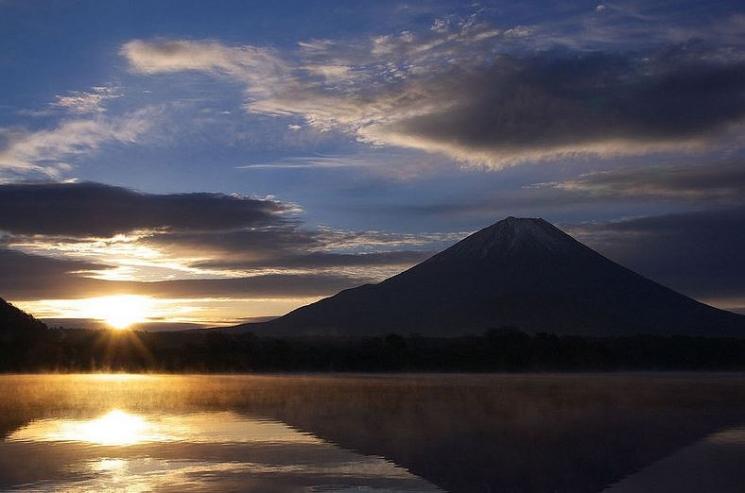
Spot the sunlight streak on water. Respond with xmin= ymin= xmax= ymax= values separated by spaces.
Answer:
xmin=0 ymin=378 xmax=442 ymax=492
xmin=11 ymin=409 xmax=163 ymax=446
xmin=9 ymin=409 xmax=322 ymax=446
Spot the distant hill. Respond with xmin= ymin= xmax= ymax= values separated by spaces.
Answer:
xmin=231 ymin=217 xmax=745 ymax=337
xmin=0 ymin=298 xmax=46 ymax=332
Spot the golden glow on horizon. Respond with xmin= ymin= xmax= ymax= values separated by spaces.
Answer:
xmin=88 ymin=295 xmax=153 ymax=330
xmin=14 ymin=296 xmax=321 ymax=327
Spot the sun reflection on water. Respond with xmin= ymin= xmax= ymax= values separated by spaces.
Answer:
xmin=0 ymin=379 xmax=445 ymax=493
xmin=13 ymin=409 xmax=167 ymax=446
xmin=8 ymin=409 xmax=322 ymax=446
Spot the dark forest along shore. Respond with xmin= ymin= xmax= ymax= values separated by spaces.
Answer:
xmin=2 ymin=373 xmax=745 ymax=492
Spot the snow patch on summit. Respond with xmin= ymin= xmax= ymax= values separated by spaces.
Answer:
xmin=435 ymin=217 xmax=577 ymax=260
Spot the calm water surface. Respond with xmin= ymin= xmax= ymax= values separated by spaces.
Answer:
xmin=1 ymin=373 xmax=745 ymax=492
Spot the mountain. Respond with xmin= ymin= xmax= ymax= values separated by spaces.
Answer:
xmin=0 ymin=297 xmax=46 ymax=333
xmin=234 ymin=217 xmax=745 ymax=337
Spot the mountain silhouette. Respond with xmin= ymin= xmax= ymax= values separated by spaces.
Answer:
xmin=0 ymin=297 xmax=46 ymax=333
xmin=234 ymin=217 xmax=745 ymax=337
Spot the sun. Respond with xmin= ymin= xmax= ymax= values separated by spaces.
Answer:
xmin=88 ymin=295 xmax=153 ymax=330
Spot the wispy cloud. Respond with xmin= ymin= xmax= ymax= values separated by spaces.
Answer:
xmin=121 ymin=39 xmax=289 ymax=100
xmin=536 ymin=161 xmax=745 ymax=203
xmin=236 ymin=151 xmax=453 ymax=181
xmin=0 ymin=108 xmax=157 ymax=179
xmin=237 ymin=156 xmax=369 ymax=170
xmin=51 ymin=86 xmax=121 ymax=114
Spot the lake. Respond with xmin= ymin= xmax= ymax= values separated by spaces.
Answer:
xmin=1 ymin=374 xmax=745 ymax=492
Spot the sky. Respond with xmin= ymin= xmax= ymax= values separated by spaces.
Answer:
xmin=1 ymin=0 xmax=745 ymax=328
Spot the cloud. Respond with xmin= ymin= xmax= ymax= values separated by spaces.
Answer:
xmin=121 ymin=21 xmax=745 ymax=168
xmin=538 ymin=161 xmax=745 ymax=203
xmin=0 ymin=247 xmax=110 ymax=300
xmin=364 ymin=50 xmax=745 ymax=166
xmin=138 ymin=227 xmax=323 ymax=265
xmin=236 ymin=151 xmax=449 ymax=181
xmin=0 ymin=225 xmax=431 ymax=302
xmin=303 ymin=64 xmax=354 ymax=81
xmin=0 ymin=255 xmax=368 ymax=300
xmin=51 ymin=86 xmax=121 ymax=114
xmin=0 ymin=109 xmax=155 ymax=178
xmin=129 ymin=274 xmax=368 ymax=299
xmin=138 ymin=226 xmax=442 ymax=279
xmin=237 ymin=155 xmax=369 ymax=170
xmin=0 ymin=247 xmax=105 ymax=282
xmin=121 ymin=39 xmax=288 ymax=100
xmin=191 ymin=250 xmax=432 ymax=271
xmin=570 ymin=207 xmax=745 ymax=303
xmin=0 ymin=182 xmax=293 ymax=236
xmin=0 ymin=232 xmax=434 ymax=303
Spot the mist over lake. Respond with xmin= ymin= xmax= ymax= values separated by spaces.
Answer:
xmin=1 ymin=373 xmax=745 ymax=492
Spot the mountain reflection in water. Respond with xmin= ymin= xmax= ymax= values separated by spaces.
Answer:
xmin=1 ymin=374 xmax=745 ymax=492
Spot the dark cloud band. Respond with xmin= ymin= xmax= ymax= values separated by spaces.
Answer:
xmin=0 ymin=182 xmax=290 ymax=237
xmin=573 ymin=207 xmax=745 ymax=301
xmin=544 ymin=161 xmax=745 ymax=202
xmin=380 ymin=48 xmax=745 ymax=163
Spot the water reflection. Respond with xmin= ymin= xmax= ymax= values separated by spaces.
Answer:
xmin=3 ymin=406 xmax=441 ymax=492
xmin=11 ymin=409 xmax=165 ymax=446
xmin=9 ymin=409 xmax=320 ymax=446
xmin=604 ymin=427 xmax=745 ymax=493
xmin=2 ymin=374 xmax=745 ymax=492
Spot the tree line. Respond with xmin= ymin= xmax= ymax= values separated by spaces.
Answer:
xmin=2 ymin=325 xmax=745 ymax=372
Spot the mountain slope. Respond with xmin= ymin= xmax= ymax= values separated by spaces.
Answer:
xmin=236 ymin=217 xmax=745 ymax=337
xmin=0 ymin=297 xmax=46 ymax=332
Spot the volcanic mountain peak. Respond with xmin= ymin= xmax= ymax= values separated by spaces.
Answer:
xmin=233 ymin=216 xmax=745 ymax=338
xmin=425 ymin=216 xmax=578 ymax=263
